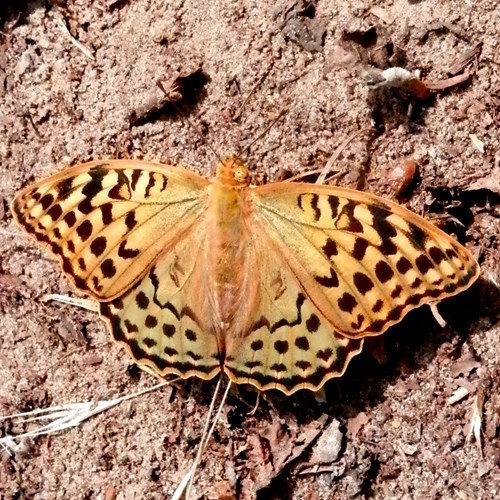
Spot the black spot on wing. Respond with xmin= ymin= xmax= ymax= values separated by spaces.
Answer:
xmin=429 ymin=246 xmax=446 ymax=264
xmin=338 ymin=292 xmax=357 ymax=313
xmin=40 ymin=193 xmax=54 ymax=210
xmin=379 ymin=239 xmax=398 ymax=256
xmin=125 ymin=211 xmax=138 ymax=230
xmin=375 ymin=261 xmax=394 ymax=283
xmin=317 ymin=348 xmax=333 ymax=362
xmin=118 ymin=240 xmax=140 ymax=259
xmin=164 ymin=347 xmax=178 ymax=357
xmin=369 ymin=204 xmax=398 ymax=238
xmin=108 ymin=171 xmax=130 ymax=200
xmin=78 ymin=189 xmax=99 ymax=215
xmin=82 ymin=167 xmax=106 ymax=200
xmin=322 ymin=238 xmax=338 ymax=258
xmin=144 ymin=314 xmax=158 ymax=329
xmin=271 ymin=363 xmax=287 ymax=373
xmin=76 ymin=220 xmax=93 ymax=241
xmin=124 ymin=319 xmax=138 ymax=333
xmin=64 ymin=211 xmax=77 ymax=228
xmin=185 ymin=329 xmax=197 ymax=342
xmin=62 ymin=258 xmax=74 ymax=275
xmin=407 ymin=222 xmax=427 ymax=250
xmin=131 ymin=169 xmax=141 ymax=191
xmin=353 ymin=272 xmax=374 ymax=294
xmin=100 ymin=203 xmax=113 ymax=225
xmin=352 ymin=238 xmax=369 ymax=260
xmin=245 ymin=361 xmax=262 ymax=369
xmin=47 ymin=204 xmax=63 ymax=221
xmin=341 ymin=201 xmax=363 ymax=233
xmin=415 ymin=254 xmax=434 ymax=274
xmin=55 ymin=178 xmax=74 ymax=201
xmin=315 ymin=268 xmax=339 ymax=287
xmin=295 ymin=360 xmax=312 ymax=370
xmin=100 ymin=258 xmax=117 ymax=278
xmin=410 ymin=277 xmax=423 ymax=288
xmin=295 ymin=336 xmax=310 ymax=350
xmin=328 ymin=195 xmax=340 ymax=219
xmin=310 ymin=193 xmax=320 ymax=221
xmin=143 ymin=338 xmax=157 ymax=348
xmin=274 ymin=340 xmax=289 ymax=354
xmin=145 ymin=172 xmax=156 ymax=198
xmin=396 ymin=256 xmax=412 ymax=274
xmin=306 ymin=314 xmax=320 ymax=333
xmin=135 ymin=291 xmax=149 ymax=309
xmin=251 ymin=340 xmax=263 ymax=351
xmin=90 ymin=236 xmax=107 ymax=257
xmin=163 ymin=323 xmax=175 ymax=337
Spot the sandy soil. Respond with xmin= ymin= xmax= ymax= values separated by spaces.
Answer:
xmin=1 ymin=1 xmax=499 ymax=499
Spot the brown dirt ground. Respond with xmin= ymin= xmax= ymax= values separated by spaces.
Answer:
xmin=1 ymin=1 xmax=499 ymax=499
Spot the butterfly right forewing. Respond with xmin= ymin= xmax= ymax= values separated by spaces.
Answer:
xmin=250 ymin=182 xmax=479 ymax=339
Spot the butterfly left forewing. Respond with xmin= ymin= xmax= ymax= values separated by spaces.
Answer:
xmin=12 ymin=160 xmax=210 ymax=301
xmin=250 ymin=182 xmax=479 ymax=339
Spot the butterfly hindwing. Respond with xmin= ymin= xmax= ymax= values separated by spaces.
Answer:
xmin=223 ymin=229 xmax=364 ymax=394
xmin=99 ymin=221 xmax=221 ymax=381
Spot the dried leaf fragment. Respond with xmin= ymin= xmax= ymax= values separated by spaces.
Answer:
xmin=280 ymin=1 xmax=326 ymax=52
xmin=387 ymin=158 xmax=418 ymax=196
xmin=128 ymin=67 xmax=208 ymax=126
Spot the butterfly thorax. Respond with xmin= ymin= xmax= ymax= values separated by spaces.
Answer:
xmin=207 ymin=157 xmax=254 ymax=336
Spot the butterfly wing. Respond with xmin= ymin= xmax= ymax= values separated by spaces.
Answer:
xmin=13 ymin=159 xmax=221 ymax=381
xmin=12 ymin=160 xmax=210 ymax=301
xmin=247 ymin=182 xmax=479 ymax=339
xmin=100 ymin=221 xmax=221 ymax=382
xmin=223 ymin=227 xmax=364 ymax=394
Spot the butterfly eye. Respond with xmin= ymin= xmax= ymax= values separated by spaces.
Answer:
xmin=234 ymin=165 xmax=249 ymax=184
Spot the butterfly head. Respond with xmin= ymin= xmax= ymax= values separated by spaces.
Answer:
xmin=215 ymin=156 xmax=250 ymax=188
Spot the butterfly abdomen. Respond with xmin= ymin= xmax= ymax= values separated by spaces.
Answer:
xmin=207 ymin=159 xmax=255 ymax=333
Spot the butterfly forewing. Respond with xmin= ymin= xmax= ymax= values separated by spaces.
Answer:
xmin=251 ymin=183 xmax=479 ymax=339
xmin=12 ymin=160 xmax=209 ymax=300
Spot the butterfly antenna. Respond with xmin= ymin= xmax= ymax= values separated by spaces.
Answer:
xmin=156 ymin=79 xmax=223 ymax=165
xmin=233 ymin=65 xmax=273 ymax=121
xmin=240 ymin=108 xmax=287 ymax=158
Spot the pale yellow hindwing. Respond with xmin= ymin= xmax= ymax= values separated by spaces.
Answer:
xmin=99 ymin=222 xmax=220 ymax=382
xmin=223 ymin=226 xmax=364 ymax=394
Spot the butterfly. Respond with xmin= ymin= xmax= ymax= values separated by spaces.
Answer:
xmin=11 ymin=156 xmax=480 ymax=394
